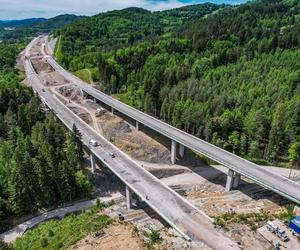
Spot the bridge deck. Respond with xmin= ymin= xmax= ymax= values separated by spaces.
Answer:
xmin=45 ymin=50 xmax=300 ymax=205
xmin=24 ymin=39 xmax=239 ymax=250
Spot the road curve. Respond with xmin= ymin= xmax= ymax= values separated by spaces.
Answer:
xmin=0 ymin=194 xmax=122 ymax=243
xmin=43 ymin=36 xmax=300 ymax=205
xmin=25 ymin=37 xmax=240 ymax=250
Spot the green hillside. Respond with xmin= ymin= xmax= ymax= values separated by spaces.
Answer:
xmin=54 ymin=0 xmax=300 ymax=166
xmin=53 ymin=4 xmax=220 ymax=68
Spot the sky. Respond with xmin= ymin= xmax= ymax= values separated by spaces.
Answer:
xmin=0 ymin=0 xmax=248 ymax=20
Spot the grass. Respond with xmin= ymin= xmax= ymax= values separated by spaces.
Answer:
xmin=13 ymin=204 xmax=111 ymax=250
xmin=54 ymin=35 xmax=62 ymax=59
xmin=149 ymin=230 xmax=162 ymax=244
xmin=74 ymin=69 xmax=93 ymax=84
xmin=214 ymin=205 xmax=295 ymax=231
xmin=142 ymin=229 xmax=163 ymax=250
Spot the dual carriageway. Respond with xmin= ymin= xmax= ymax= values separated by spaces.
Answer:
xmin=23 ymin=35 xmax=300 ymax=249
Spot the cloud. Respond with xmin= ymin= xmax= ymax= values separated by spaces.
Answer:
xmin=0 ymin=0 xmax=244 ymax=20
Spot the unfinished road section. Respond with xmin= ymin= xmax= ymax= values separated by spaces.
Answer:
xmin=25 ymin=38 xmax=239 ymax=250
xmin=42 ymin=36 xmax=300 ymax=205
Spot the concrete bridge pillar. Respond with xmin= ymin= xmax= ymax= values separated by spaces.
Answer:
xmin=179 ymin=144 xmax=185 ymax=158
xmin=136 ymin=121 xmax=139 ymax=131
xmin=225 ymin=169 xmax=241 ymax=192
xmin=225 ymin=169 xmax=234 ymax=192
xmin=111 ymin=107 xmax=114 ymax=115
xmin=233 ymin=173 xmax=241 ymax=188
xmin=90 ymin=153 xmax=96 ymax=174
xmin=171 ymin=140 xmax=177 ymax=164
xmin=93 ymin=97 xmax=96 ymax=103
xmin=126 ymin=185 xmax=133 ymax=209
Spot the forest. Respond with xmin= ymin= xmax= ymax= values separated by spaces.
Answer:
xmin=54 ymin=0 xmax=300 ymax=166
xmin=0 ymin=44 xmax=91 ymax=233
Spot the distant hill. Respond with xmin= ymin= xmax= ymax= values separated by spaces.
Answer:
xmin=53 ymin=3 xmax=221 ymax=63
xmin=0 ymin=18 xmax=46 ymax=28
xmin=0 ymin=14 xmax=81 ymax=43
xmin=29 ymin=14 xmax=81 ymax=30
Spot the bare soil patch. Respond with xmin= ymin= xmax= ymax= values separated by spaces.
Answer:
xmin=69 ymin=106 xmax=93 ymax=125
xmin=40 ymin=72 xmax=69 ymax=86
xmin=69 ymin=223 xmax=146 ymax=250
xmin=225 ymin=223 xmax=271 ymax=250
xmin=97 ymin=112 xmax=171 ymax=163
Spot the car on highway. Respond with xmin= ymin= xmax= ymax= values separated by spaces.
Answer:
xmin=109 ymin=152 xmax=115 ymax=158
xmin=89 ymin=139 xmax=98 ymax=147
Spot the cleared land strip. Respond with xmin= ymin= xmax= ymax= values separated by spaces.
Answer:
xmin=24 ymin=45 xmax=239 ymax=249
xmin=44 ymin=44 xmax=300 ymax=205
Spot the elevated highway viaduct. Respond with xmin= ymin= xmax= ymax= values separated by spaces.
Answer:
xmin=25 ymin=37 xmax=240 ymax=250
xmin=41 ymin=36 xmax=300 ymax=205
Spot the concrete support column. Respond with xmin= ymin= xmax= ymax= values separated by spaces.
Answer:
xmin=136 ymin=121 xmax=139 ymax=131
xmin=179 ymin=144 xmax=185 ymax=158
xmin=93 ymin=97 xmax=96 ymax=103
xmin=233 ymin=173 xmax=241 ymax=188
xmin=171 ymin=140 xmax=177 ymax=164
xmin=225 ymin=169 xmax=234 ymax=192
xmin=90 ymin=153 xmax=96 ymax=174
xmin=111 ymin=107 xmax=114 ymax=114
xmin=126 ymin=185 xmax=133 ymax=209
xmin=226 ymin=170 xmax=241 ymax=191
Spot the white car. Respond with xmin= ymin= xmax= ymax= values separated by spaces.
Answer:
xmin=89 ymin=140 xmax=98 ymax=147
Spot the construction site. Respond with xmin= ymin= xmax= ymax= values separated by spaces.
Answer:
xmin=16 ymin=37 xmax=300 ymax=250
